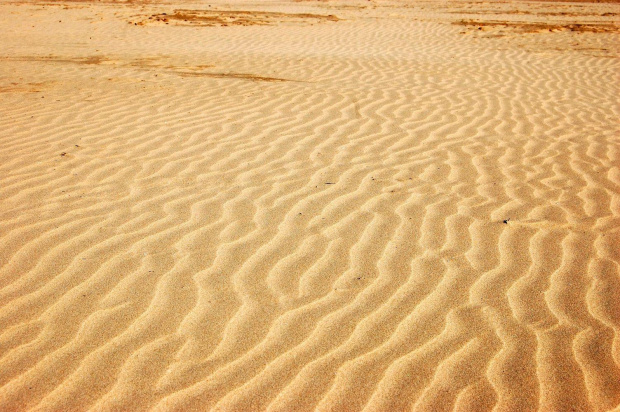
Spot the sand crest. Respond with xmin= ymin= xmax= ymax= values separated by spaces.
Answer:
xmin=0 ymin=0 xmax=619 ymax=410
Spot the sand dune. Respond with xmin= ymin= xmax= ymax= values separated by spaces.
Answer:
xmin=0 ymin=0 xmax=619 ymax=410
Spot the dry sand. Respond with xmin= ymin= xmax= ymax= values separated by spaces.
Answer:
xmin=1 ymin=0 xmax=619 ymax=410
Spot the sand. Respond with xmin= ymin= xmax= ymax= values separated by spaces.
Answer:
xmin=0 ymin=0 xmax=619 ymax=410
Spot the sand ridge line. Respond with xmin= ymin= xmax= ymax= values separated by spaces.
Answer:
xmin=2 ymin=55 xmax=296 ymax=81
xmin=454 ymin=19 xmax=620 ymax=33
xmin=3 ymin=55 xmax=109 ymax=65
xmin=445 ymin=9 xmax=619 ymax=16
xmin=175 ymin=72 xmax=294 ymax=82
xmin=0 ymin=81 xmax=52 ymax=93
xmin=136 ymin=9 xmax=340 ymax=27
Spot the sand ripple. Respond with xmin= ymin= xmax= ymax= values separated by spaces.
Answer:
xmin=0 ymin=0 xmax=619 ymax=410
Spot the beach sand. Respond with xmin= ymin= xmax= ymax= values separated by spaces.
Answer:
xmin=0 ymin=0 xmax=619 ymax=410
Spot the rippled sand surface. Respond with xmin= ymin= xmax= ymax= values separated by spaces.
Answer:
xmin=1 ymin=0 xmax=619 ymax=410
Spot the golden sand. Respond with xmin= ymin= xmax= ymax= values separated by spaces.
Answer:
xmin=0 ymin=0 xmax=619 ymax=410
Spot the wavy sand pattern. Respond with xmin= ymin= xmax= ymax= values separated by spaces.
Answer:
xmin=0 ymin=0 xmax=619 ymax=410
